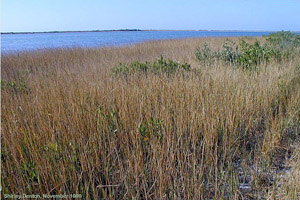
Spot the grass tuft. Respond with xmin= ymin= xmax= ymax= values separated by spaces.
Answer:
xmin=1 ymin=34 xmax=300 ymax=199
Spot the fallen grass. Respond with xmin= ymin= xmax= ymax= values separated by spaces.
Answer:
xmin=1 ymin=36 xmax=300 ymax=199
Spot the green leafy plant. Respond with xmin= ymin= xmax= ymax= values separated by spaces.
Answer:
xmin=1 ymin=69 xmax=31 ymax=94
xmin=112 ymin=56 xmax=191 ymax=76
xmin=139 ymin=117 xmax=164 ymax=141
xmin=1 ymin=79 xmax=30 ymax=93
xmin=195 ymin=31 xmax=299 ymax=70
xmin=195 ymin=42 xmax=215 ymax=66
xmin=217 ymin=40 xmax=241 ymax=66
xmin=237 ymin=40 xmax=279 ymax=69
xmin=96 ymin=106 xmax=119 ymax=135
xmin=267 ymin=31 xmax=300 ymax=49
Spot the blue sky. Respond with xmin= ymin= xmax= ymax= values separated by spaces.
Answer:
xmin=1 ymin=0 xmax=300 ymax=32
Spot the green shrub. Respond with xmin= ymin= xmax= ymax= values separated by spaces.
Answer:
xmin=1 ymin=79 xmax=30 ymax=94
xmin=195 ymin=43 xmax=215 ymax=66
xmin=195 ymin=31 xmax=299 ymax=70
xmin=96 ymin=106 xmax=119 ymax=135
xmin=217 ymin=40 xmax=241 ymax=66
xmin=237 ymin=40 xmax=280 ymax=69
xmin=1 ymin=69 xmax=31 ymax=94
xmin=266 ymin=31 xmax=300 ymax=61
xmin=112 ymin=56 xmax=191 ymax=76
xmin=139 ymin=117 xmax=164 ymax=141
xmin=267 ymin=31 xmax=300 ymax=49
xmin=196 ymin=40 xmax=274 ymax=69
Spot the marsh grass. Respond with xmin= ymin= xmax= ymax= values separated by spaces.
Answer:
xmin=195 ymin=31 xmax=300 ymax=70
xmin=1 ymin=36 xmax=300 ymax=199
xmin=111 ymin=56 xmax=191 ymax=77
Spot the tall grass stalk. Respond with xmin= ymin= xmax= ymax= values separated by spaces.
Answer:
xmin=1 ymin=36 xmax=300 ymax=199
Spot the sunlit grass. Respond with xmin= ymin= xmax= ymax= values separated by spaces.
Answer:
xmin=1 ymin=36 xmax=300 ymax=199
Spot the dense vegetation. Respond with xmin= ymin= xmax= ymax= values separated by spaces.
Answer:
xmin=195 ymin=31 xmax=300 ymax=70
xmin=112 ymin=56 xmax=191 ymax=76
xmin=1 ymin=32 xmax=300 ymax=199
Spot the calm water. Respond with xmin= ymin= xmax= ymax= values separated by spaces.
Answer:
xmin=1 ymin=31 xmax=273 ymax=53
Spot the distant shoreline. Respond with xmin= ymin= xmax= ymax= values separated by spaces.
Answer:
xmin=1 ymin=29 xmax=143 ymax=35
xmin=2 ymin=29 xmax=297 ymax=35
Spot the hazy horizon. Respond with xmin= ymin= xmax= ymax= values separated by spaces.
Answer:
xmin=2 ymin=0 xmax=300 ymax=33
xmin=3 ymin=29 xmax=299 ymax=34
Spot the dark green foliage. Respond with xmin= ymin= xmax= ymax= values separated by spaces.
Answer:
xmin=195 ymin=31 xmax=300 ymax=70
xmin=139 ymin=117 xmax=164 ymax=140
xmin=237 ymin=40 xmax=280 ymax=69
xmin=1 ymin=69 xmax=31 ymax=94
xmin=96 ymin=106 xmax=119 ymax=135
xmin=266 ymin=31 xmax=300 ymax=61
xmin=20 ymin=160 xmax=39 ymax=192
xmin=195 ymin=43 xmax=215 ymax=66
xmin=195 ymin=40 xmax=281 ymax=70
xmin=267 ymin=31 xmax=300 ymax=49
xmin=112 ymin=56 xmax=191 ymax=76
xmin=217 ymin=40 xmax=241 ymax=66
xmin=196 ymin=40 xmax=242 ymax=66
xmin=1 ymin=79 xmax=30 ymax=94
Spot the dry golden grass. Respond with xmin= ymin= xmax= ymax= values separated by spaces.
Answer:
xmin=270 ymin=143 xmax=300 ymax=200
xmin=1 ymin=37 xmax=300 ymax=199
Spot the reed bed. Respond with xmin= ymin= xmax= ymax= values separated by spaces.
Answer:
xmin=1 ymin=36 xmax=300 ymax=199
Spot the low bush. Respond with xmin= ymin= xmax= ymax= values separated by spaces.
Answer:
xmin=195 ymin=31 xmax=300 ymax=70
xmin=139 ymin=117 xmax=164 ymax=141
xmin=1 ymin=79 xmax=30 ymax=94
xmin=216 ymin=40 xmax=241 ymax=66
xmin=237 ymin=40 xmax=280 ymax=69
xmin=111 ymin=56 xmax=191 ymax=76
xmin=267 ymin=31 xmax=300 ymax=49
xmin=195 ymin=42 xmax=215 ymax=66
